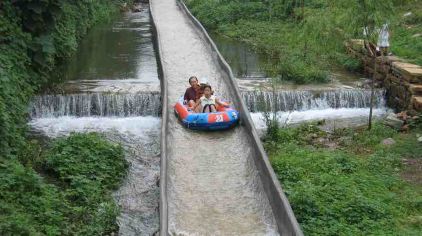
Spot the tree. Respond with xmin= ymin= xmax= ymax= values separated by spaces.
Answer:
xmin=338 ymin=0 xmax=393 ymax=130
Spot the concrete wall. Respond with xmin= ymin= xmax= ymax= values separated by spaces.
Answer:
xmin=346 ymin=40 xmax=422 ymax=113
xmin=148 ymin=3 xmax=169 ymax=235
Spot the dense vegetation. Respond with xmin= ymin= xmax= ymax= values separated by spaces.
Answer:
xmin=0 ymin=0 xmax=129 ymax=234
xmin=0 ymin=0 xmax=127 ymax=157
xmin=185 ymin=0 xmax=422 ymax=83
xmin=1 ymin=133 xmax=127 ymax=235
xmin=264 ymin=123 xmax=422 ymax=235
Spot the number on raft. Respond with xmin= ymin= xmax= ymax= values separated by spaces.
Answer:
xmin=216 ymin=115 xmax=223 ymax=122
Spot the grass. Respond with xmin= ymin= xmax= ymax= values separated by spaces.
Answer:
xmin=264 ymin=123 xmax=422 ymax=235
xmin=390 ymin=3 xmax=422 ymax=65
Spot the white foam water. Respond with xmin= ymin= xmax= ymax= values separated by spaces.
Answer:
xmin=250 ymin=108 xmax=390 ymax=130
xmin=29 ymin=116 xmax=160 ymax=137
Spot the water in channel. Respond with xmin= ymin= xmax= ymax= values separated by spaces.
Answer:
xmin=29 ymin=3 xmax=161 ymax=235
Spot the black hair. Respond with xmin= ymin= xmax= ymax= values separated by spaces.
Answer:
xmin=188 ymin=76 xmax=198 ymax=84
xmin=203 ymin=84 xmax=212 ymax=90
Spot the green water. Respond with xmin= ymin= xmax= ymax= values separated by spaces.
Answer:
xmin=52 ymin=9 xmax=158 ymax=83
xmin=209 ymin=33 xmax=268 ymax=79
xmin=210 ymin=32 xmax=363 ymax=90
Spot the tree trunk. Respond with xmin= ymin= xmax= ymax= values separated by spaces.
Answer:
xmin=368 ymin=51 xmax=379 ymax=130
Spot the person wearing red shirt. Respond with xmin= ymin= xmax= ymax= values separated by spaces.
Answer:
xmin=184 ymin=76 xmax=202 ymax=112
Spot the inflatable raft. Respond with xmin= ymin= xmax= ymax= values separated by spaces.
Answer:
xmin=174 ymin=96 xmax=239 ymax=130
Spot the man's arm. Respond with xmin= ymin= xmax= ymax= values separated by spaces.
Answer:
xmin=216 ymin=98 xmax=229 ymax=107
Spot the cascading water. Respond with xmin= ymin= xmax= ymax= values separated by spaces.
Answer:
xmin=29 ymin=2 xmax=161 ymax=235
xmin=242 ymin=89 xmax=386 ymax=112
xmin=242 ymin=89 xmax=390 ymax=130
xmin=30 ymin=92 xmax=161 ymax=118
xmin=30 ymin=89 xmax=386 ymax=119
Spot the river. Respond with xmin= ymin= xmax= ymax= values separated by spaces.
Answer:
xmin=29 ymin=3 xmax=161 ymax=235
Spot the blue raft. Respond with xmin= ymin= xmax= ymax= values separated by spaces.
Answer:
xmin=174 ymin=96 xmax=239 ymax=130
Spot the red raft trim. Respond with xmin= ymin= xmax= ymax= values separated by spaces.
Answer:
xmin=174 ymin=102 xmax=189 ymax=119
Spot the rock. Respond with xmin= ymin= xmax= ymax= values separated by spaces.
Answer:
xmin=408 ymin=109 xmax=418 ymax=116
xmin=396 ymin=111 xmax=407 ymax=119
xmin=401 ymin=124 xmax=410 ymax=132
xmin=316 ymin=137 xmax=326 ymax=143
xmin=325 ymin=142 xmax=338 ymax=149
xmin=338 ymin=136 xmax=353 ymax=146
xmin=418 ymin=137 xmax=422 ymax=143
xmin=132 ymin=4 xmax=142 ymax=12
xmin=381 ymin=138 xmax=396 ymax=146
xmin=383 ymin=113 xmax=405 ymax=130
xmin=355 ymin=81 xmax=364 ymax=88
xmin=403 ymin=12 xmax=412 ymax=17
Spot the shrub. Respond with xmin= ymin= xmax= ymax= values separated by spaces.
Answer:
xmin=0 ymin=133 xmax=127 ymax=235
xmin=1 ymin=1 xmax=129 ymax=234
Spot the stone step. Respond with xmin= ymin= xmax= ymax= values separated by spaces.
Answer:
xmin=413 ymin=96 xmax=422 ymax=111
xmin=410 ymin=84 xmax=422 ymax=95
xmin=392 ymin=61 xmax=420 ymax=69
xmin=392 ymin=62 xmax=422 ymax=83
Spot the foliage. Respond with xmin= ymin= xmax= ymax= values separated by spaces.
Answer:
xmin=44 ymin=133 xmax=127 ymax=204
xmin=185 ymin=0 xmax=421 ymax=84
xmin=265 ymin=123 xmax=422 ymax=235
xmin=336 ymin=54 xmax=364 ymax=73
xmin=337 ymin=0 xmax=394 ymax=44
xmin=0 ymin=1 xmax=128 ymax=234
xmin=0 ymin=133 xmax=127 ymax=235
xmin=0 ymin=0 xmax=123 ymax=157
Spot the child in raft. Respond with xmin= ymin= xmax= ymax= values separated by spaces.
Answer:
xmin=193 ymin=84 xmax=229 ymax=113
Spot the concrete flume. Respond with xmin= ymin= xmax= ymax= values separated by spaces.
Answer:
xmin=150 ymin=0 xmax=303 ymax=235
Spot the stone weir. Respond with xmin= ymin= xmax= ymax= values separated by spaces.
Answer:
xmin=150 ymin=0 xmax=302 ymax=235
xmin=346 ymin=39 xmax=422 ymax=113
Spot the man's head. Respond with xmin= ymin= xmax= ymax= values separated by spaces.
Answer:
xmin=188 ymin=76 xmax=198 ymax=88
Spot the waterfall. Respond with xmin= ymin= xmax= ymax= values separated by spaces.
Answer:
xmin=31 ymin=89 xmax=386 ymax=118
xmin=30 ymin=92 xmax=161 ymax=118
xmin=241 ymin=89 xmax=386 ymax=112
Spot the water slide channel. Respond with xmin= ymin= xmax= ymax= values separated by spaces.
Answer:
xmin=151 ymin=0 xmax=301 ymax=235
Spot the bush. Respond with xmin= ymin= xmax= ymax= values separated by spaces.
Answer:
xmin=0 ymin=133 xmax=127 ymax=235
xmin=0 ymin=158 xmax=66 ymax=235
xmin=276 ymin=56 xmax=329 ymax=84
xmin=44 ymin=133 xmax=127 ymax=205
xmin=337 ymin=54 xmax=363 ymax=73
xmin=1 ymin=1 xmax=129 ymax=234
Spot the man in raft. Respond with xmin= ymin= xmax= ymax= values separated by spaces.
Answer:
xmin=183 ymin=76 xmax=202 ymax=112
